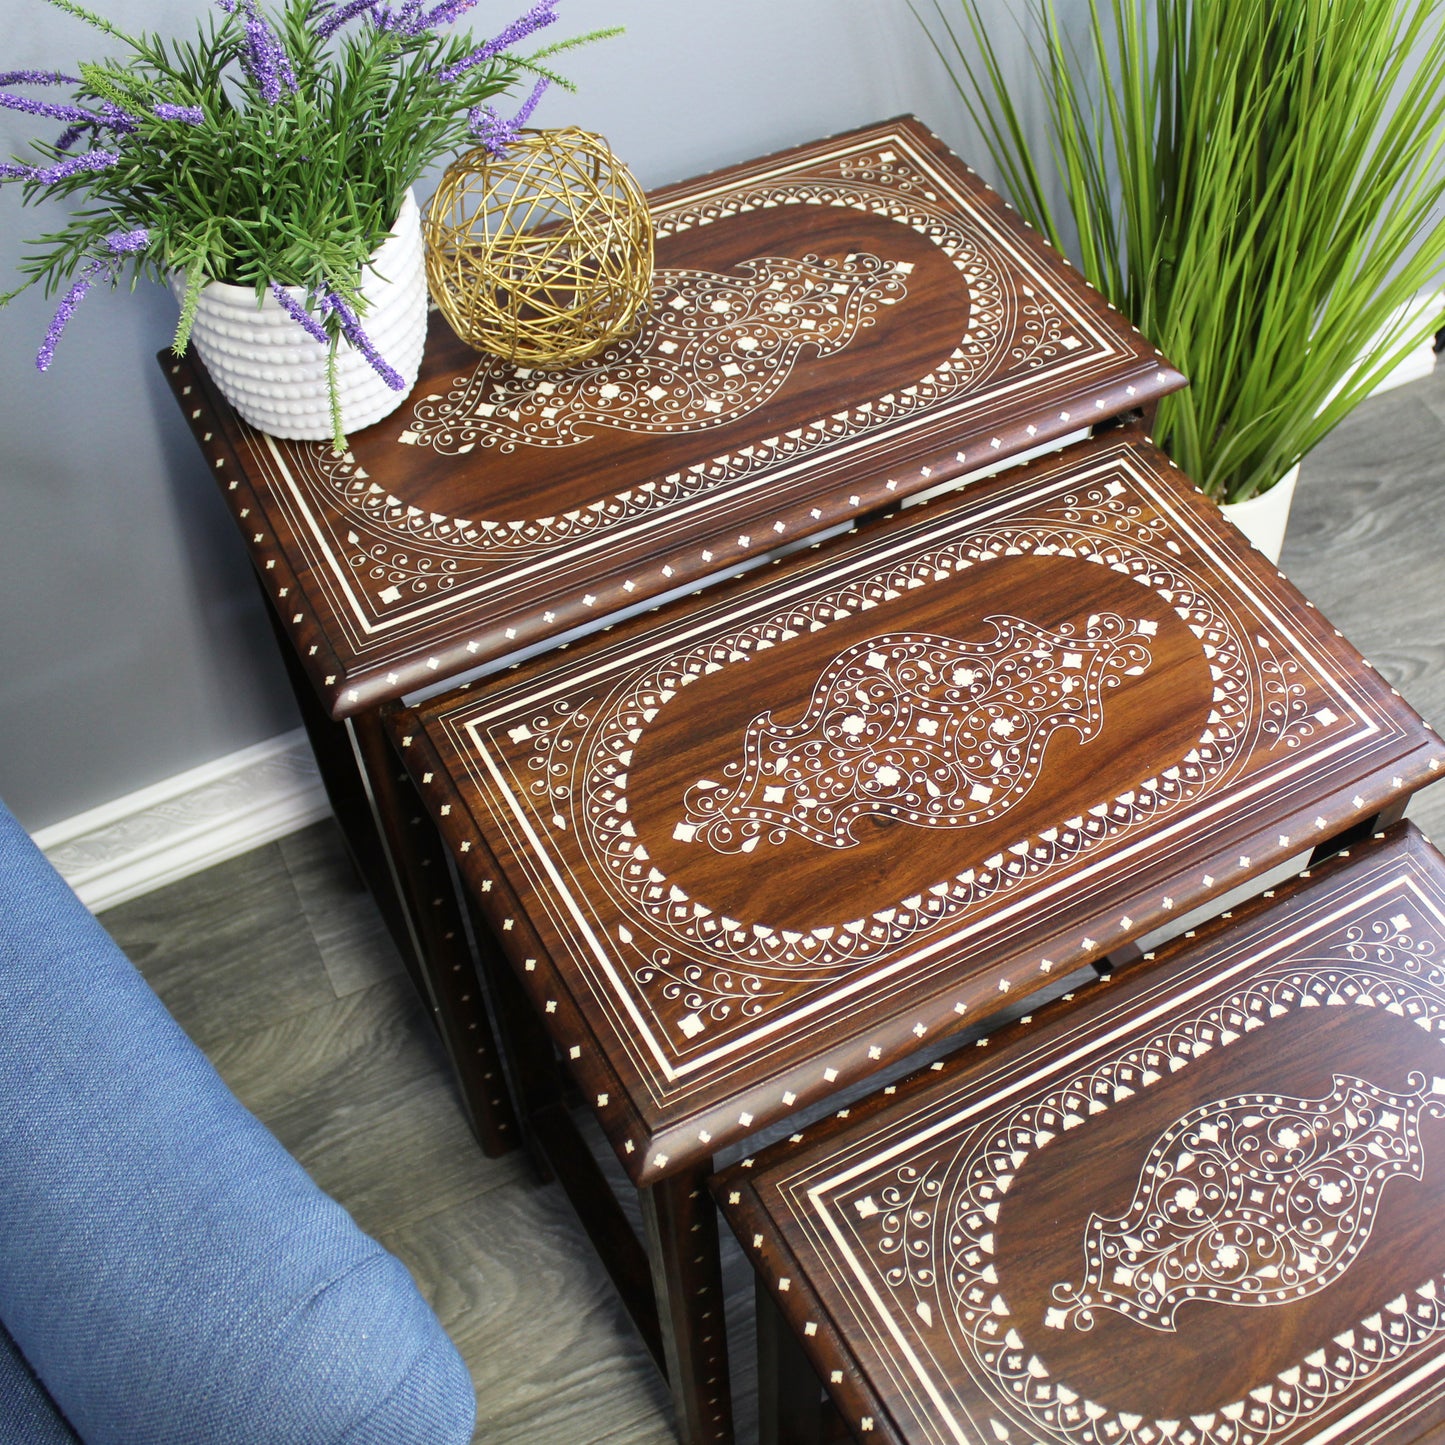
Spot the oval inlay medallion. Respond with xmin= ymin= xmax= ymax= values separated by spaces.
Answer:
xmin=1054 ymin=1073 xmax=1445 ymax=1332
xmin=678 ymin=615 xmax=1156 ymax=853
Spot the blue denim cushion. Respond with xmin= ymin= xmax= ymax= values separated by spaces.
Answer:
xmin=0 ymin=1318 xmax=78 ymax=1444
xmin=0 ymin=801 xmax=475 ymax=1445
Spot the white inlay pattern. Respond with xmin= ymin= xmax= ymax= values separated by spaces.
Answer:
xmin=515 ymin=477 xmax=1264 ymax=996
xmin=404 ymin=253 xmax=910 ymax=454
xmin=802 ymin=910 xmax=1445 ymax=1445
xmin=1054 ymin=1073 xmax=1445 ymax=1333
xmin=256 ymin=127 xmax=1138 ymax=624
xmin=678 ymin=616 xmax=1155 ymax=853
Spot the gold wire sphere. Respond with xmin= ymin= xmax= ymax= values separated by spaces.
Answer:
xmin=423 ymin=128 xmax=654 ymax=369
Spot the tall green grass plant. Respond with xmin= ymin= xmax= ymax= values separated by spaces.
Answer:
xmin=917 ymin=0 xmax=1445 ymax=502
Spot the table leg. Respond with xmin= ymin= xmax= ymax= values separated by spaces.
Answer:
xmin=466 ymin=904 xmax=669 ymax=1367
xmin=757 ymin=1276 xmax=825 ymax=1445
xmin=267 ymin=608 xmax=423 ymax=989
xmin=264 ymin=601 xmax=518 ymax=1155
xmin=479 ymin=917 xmax=739 ymax=1438
xmin=348 ymin=714 xmax=519 ymax=1156
xmin=1310 ymin=797 xmax=1409 ymax=867
xmin=641 ymin=1163 xmax=735 ymax=1445
xmin=462 ymin=904 xmax=561 ymax=1185
xmin=474 ymin=919 xmax=736 ymax=1438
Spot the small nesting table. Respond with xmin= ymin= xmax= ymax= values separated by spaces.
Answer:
xmin=718 ymin=822 xmax=1445 ymax=1445
xmin=163 ymin=115 xmax=1181 ymax=1161
xmin=393 ymin=427 xmax=1442 ymax=1442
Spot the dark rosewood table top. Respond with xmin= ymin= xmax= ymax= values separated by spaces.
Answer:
xmin=164 ymin=115 xmax=1182 ymax=718
xmin=394 ymin=428 xmax=1442 ymax=1187
xmin=717 ymin=823 xmax=1445 ymax=1445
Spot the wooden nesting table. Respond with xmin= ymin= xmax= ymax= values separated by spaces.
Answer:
xmin=394 ymin=427 xmax=1443 ymax=1442
xmin=718 ymin=822 xmax=1445 ymax=1445
xmin=162 ymin=115 xmax=1183 ymax=1162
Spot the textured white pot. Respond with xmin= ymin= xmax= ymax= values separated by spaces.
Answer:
xmin=176 ymin=190 xmax=427 ymax=440
xmin=1220 ymin=462 xmax=1300 ymax=565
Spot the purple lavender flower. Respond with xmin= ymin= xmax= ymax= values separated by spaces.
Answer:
xmin=105 ymin=227 xmax=149 ymax=254
xmin=0 ymin=70 xmax=81 ymax=87
xmin=469 ymin=74 xmax=547 ymax=155
xmin=320 ymin=290 xmax=405 ymax=389
xmin=375 ymin=0 xmax=476 ymax=33
xmin=153 ymin=102 xmax=205 ymax=123
xmin=269 ymin=282 xmax=331 ymax=343
xmin=35 ymin=265 xmax=100 ymax=371
xmin=314 ymin=0 xmax=382 ymax=40
xmin=34 ymin=230 xmax=149 ymax=371
xmin=0 ymin=149 xmax=121 ymax=185
xmin=247 ymin=15 xmax=297 ymax=102
xmin=0 ymin=90 xmax=108 ymax=125
xmin=98 ymin=101 xmax=140 ymax=134
xmin=415 ymin=0 xmax=477 ymax=30
xmin=47 ymin=99 xmax=136 ymax=145
xmin=466 ymin=104 xmax=508 ymax=153
xmin=370 ymin=0 xmax=483 ymax=36
xmin=436 ymin=0 xmax=558 ymax=82
xmin=244 ymin=6 xmax=299 ymax=103
xmin=369 ymin=0 xmax=422 ymax=34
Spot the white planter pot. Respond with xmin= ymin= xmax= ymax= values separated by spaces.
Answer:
xmin=176 ymin=190 xmax=427 ymax=440
xmin=1220 ymin=462 xmax=1300 ymax=565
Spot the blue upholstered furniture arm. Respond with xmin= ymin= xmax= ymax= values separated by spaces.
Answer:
xmin=0 ymin=801 xmax=476 ymax=1445
xmin=0 ymin=1319 xmax=77 ymax=1444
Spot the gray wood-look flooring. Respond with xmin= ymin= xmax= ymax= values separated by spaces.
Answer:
xmin=99 ymin=371 xmax=1445 ymax=1445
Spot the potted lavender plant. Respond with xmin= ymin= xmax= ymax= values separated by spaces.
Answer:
xmin=0 ymin=0 xmax=612 ymax=449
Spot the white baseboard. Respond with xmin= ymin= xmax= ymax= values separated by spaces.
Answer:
xmin=33 ymin=729 xmax=332 ymax=915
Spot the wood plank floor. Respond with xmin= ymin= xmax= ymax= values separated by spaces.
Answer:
xmin=100 ymin=371 xmax=1445 ymax=1444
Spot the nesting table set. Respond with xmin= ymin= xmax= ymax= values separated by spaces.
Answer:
xmin=166 ymin=117 xmax=1445 ymax=1445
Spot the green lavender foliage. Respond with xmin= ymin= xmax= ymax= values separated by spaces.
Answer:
xmin=916 ymin=0 xmax=1445 ymax=502
xmin=4 ymin=0 xmax=613 ymax=345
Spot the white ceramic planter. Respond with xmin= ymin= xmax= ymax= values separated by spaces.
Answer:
xmin=176 ymin=190 xmax=427 ymax=440
xmin=1220 ymin=462 xmax=1300 ymax=565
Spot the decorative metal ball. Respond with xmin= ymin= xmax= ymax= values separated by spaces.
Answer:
xmin=423 ymin=128 xmax=654 ymax=369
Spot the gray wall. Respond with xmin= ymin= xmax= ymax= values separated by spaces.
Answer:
xmin=0 ymin=0 xmax=1046 ymax=831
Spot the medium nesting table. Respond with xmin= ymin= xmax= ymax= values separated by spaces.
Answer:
xmin=719 ymin=822 xmax=1445 ymax=1445
xmin=163 ymin=115 xmax=1182 ymax=1159
xmin=393 ymin=427 xmax=1442 ymax=1443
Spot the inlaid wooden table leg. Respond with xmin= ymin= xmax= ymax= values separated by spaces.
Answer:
xmin=462 ymin=896 xmax=671 ymax=1367
xmin=460 ymin=903 xmax=560 ymax=1184
xmin=265 ymin=601 xmax=518 ymax=1154
xmin=266 ymin=602 xmax=425 ymax=989
xmin=348 ymin=713 xmax=519 ymax=1156
xmin=640 ymin=1163 xmax=735 ymax=1445
xmin=757 ymin=1277 xmax=825 ymax=1445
